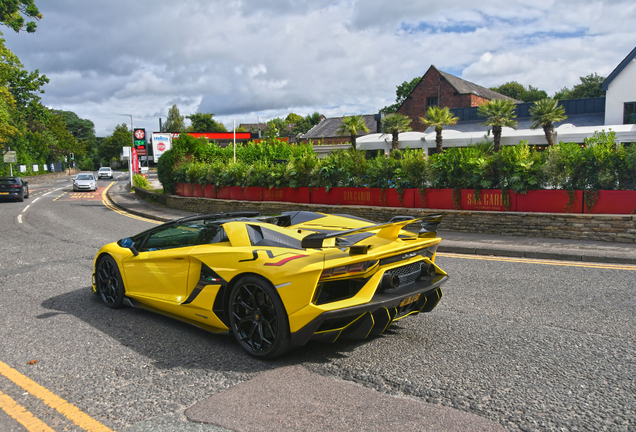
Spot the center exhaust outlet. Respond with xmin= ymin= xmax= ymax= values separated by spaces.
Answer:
xmin=421 ymin=263 xmax=436 ymax=277
xmin=381 ymin=274 xmax=400 ymax=290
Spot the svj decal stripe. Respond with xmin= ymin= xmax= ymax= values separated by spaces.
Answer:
xmin=264 ymin=255 xmax=308 ymax=266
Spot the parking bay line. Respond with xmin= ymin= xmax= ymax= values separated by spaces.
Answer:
xmin=438 ymin=252 xmax=636 ymax=271
xmin=0 ymin=390 xmax=55 ymax=432
xmin=0 ymin=361 xmax=113 ymax=432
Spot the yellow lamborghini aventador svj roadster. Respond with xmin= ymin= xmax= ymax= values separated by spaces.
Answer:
xmin=92 ymin=211 xmax=448 ymax=358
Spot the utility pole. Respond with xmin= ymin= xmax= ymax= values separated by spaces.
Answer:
xmin=120 ymin=114 xmax=134 ymax=187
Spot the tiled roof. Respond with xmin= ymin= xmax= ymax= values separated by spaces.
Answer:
xmin=436 ymin=67 xmax=521 ymax=102
xmin=440 ymin=113 xmax=606 ymax=134
xmin=302 ymin=115 xmax=379 ymax=139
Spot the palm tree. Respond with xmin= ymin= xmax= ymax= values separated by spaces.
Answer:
xmin=381 ymin=113 xmax=412 ymax=150
xmin=336 ymin=115 xmax=369 ymax=150
xmin=477 ymin=99 xmax=518 ymax=152
xmin=529 ymin=98 xmax=567 ymax=146
xmin=420 ymin=106 xmax=459 ymax=153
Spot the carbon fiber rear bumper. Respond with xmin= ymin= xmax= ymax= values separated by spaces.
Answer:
xmin=290 ymin=274 xmax=448 ymax=346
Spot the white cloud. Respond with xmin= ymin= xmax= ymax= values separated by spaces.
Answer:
xmin=2 ymin=0 xmax=635 ymax=136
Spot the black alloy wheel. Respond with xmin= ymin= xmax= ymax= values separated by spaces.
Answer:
xmin=96 ymin=256 xmax=125 ymax=308
xmin=228 ymin=276 xmax=290 ymax=359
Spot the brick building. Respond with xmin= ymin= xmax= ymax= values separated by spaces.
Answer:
xmin=397 ymin=65 xmax=517 ymax=131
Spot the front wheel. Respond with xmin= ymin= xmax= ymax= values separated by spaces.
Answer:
xmin=96 ymin=255 xmax=125 ymax=308
xmin=228 ymin=275 xmax=291 ymax=359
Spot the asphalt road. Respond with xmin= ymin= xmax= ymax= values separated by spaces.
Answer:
xmin=0 ymin=176 xmax=634 ymax=431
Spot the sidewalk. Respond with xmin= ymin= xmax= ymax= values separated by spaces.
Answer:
xmin=107 ymin=179 xmax=636 ymax=265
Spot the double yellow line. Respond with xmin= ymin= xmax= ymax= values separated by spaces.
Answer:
xmin=101 ymin=182 xmax=161 ymax=224
xmin=0 ymin=361 xmax=113 ymax=431
xmin=438 ymin=252 xmax=636 ymax=271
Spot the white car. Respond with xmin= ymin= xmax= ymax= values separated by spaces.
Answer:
xmin=73 ymin=173 xmax=97 ymax=192
xmin=98 ymin=167 xmax=113 ymax=179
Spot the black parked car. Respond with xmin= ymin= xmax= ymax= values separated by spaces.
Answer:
xmin=0 ymin=177 xmax=29 ymax=202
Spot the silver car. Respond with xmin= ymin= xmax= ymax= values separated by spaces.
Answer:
xmin=73 ymin=173 xmax=97 ymax=192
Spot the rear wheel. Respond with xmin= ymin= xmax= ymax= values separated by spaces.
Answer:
xmin=228 ymin=275 xmax=291 ymax=359
xmin=96 ymin=255 xmax=125 ymax=308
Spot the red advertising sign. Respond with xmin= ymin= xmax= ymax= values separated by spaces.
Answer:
xmin=134 ymin=129 xmax=146 ymax=140
xmin=131 ymin=147 xmax=139 ymax=174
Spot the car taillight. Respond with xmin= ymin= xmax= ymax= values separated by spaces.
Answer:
xmin=9 ymin=185 xmax=20 ymax=188
xmin=320 ymin=260 xmax=378 ymax=279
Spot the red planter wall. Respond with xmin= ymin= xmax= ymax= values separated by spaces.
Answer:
xmin=584 ymin=190 xmax=636 ymax=214
xmin=182 ymin=183 xmax=195 ymax=197
xmin=517 ymin=190 xmax=583 ymax=213
xmin=310 ymin=187 xmax=339 ymax=205
xmin=193 ymin=184 xmax=205 ymax=198
xmin=216 ymin=187 xmax=231 ymax=200
xmin=263 ymin=187 xmax=311 ymax=203
xmin=203 ymin=185 xmax=216 ymax=199
xmin=174 ymin=183 xmax=183 ymax=196
xmin=415 ymin=189 xmax=456 ymax=209
xmin=461 ymin=189 xmax=517 ymax=212
xmin=374 ymin=189 xmax=415 ymax=208
xmin=244 ymin=187 xmax=263 ymax=201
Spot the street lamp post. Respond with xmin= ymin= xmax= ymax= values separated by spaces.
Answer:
xmin=120 ymin=114 xmax=134 ymax=187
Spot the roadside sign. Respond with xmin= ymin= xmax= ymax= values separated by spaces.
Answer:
xmin=134 ymin=128 xmax=146 ymax=140
xmin=3 ymin=151 xmax=17 ymax=163
xmin=131 ymin=147 xmax=139 ymax=174
xmin=151 ymin=133 xmax=172 ymax=163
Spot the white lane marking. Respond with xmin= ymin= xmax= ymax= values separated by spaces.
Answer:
xmin=22 ymin=205 xmax=30 ymax=212
xmin=32 ymin=197 xmax=40 ymax=203
xmin=17 ymin=215 xmax=22 ymax=224
xmin=43 ymin=192 xmax=51 ymax=196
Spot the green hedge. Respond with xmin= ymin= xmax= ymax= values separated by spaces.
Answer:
xmin=157 ymin=131 xmax=636 ymax=193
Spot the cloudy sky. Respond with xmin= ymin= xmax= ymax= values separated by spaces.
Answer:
xmin=3 ymin=0 xmax=636 ymax=136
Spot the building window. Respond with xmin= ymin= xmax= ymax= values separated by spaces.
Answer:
xmin=426 ymin=97 xmax=438 ymax=108
xmin=624 ymin=102 xmax=636 ymax=124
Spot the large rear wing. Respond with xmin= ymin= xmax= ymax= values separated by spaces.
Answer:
xmin=301 ymin=214 xmax=443 ymax=250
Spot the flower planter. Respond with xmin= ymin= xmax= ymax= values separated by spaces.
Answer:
xmin=244 ymin=187 xmax=263 ymax=201
xmin=336 ymin=187 xmax=375 ymax=206
xmin=182 ymin=183 xmax=195 ymax=197
xmin=229 ymin=186 xmax=247 ymax=200
xmin=584 ymin=190 xmax=636 ymax=214
xmin=415 ymin=189 xmax=457 ymax=209
xmin=216 ymin=186 xmax=231 ymax=200
xmin=193 ymin=184 xmax=205 ymax=198
xmin=263 ymin=187 xmax=311 ymax=203
xmin=310 ymin=187 xmax=339 ymax=205
xmin=374 ymin=189 xmax=415 ymax=208
xmin=461 ymin=189 xmax=516 ymax=212
xmin=516 ymin=190 xmax=583 ymax=213
xmin=203 ymin=185 xmax=217 ymax=199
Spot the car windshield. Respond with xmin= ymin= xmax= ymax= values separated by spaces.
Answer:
xmin=76 ymin=174 xmax=94 ymax=180
xmin=99 ymin=168 xmax=110 ymax=172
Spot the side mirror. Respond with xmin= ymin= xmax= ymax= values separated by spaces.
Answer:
xmin=120 ymin=238 xmax=139 ymax=256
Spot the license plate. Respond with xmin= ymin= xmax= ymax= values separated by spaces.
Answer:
xmin=399 ymin=293 xmax=421 ymax=307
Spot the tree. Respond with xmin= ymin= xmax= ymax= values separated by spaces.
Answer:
xmin=164 ymin=104 xmax=185 ymax=132
xmin=529 ymin=98 xmax=567 ymax=146
xmin=381 ymin=113 xmax=412 ymax=151
xmin=99 ymin=123 xmax=131 ymax=164
xmin=285 ymin=113 xmax=303 ymax=124
xmin=292 ymin=112 xmax=322 ymax=135
xmin=420 ymin=106 xmax=458 ymax=153
xmin=336 ymin=115 xmax=369 ymax=150
xmin=0 ymin=0 xmax=41 ymax=33
xmin=186 ymin=112 xmax=227 ymax=133
xmin=490 ymin=81 xmax=547 ymax=102
xmin=553 ymin=73 xmax=605 ymax=100
xmin=477 ymin=99 xmax=518 ymax=152
xmin=380 ymin=76 xmax=421 ymax=114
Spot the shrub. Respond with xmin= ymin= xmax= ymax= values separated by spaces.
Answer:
xmin=132 ymin=174 xmax=152 ymax=190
